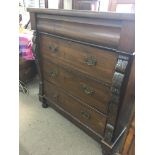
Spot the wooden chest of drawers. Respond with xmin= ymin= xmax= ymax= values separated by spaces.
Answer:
xmin=28 ymin=8 xmax=135 ymax=155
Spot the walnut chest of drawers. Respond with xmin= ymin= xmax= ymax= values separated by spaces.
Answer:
xmin=28 ymin=8 xmax=135 ymax=155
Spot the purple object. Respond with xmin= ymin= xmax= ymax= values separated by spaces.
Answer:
xmin=19 ymin=33 xmax=34 ymax=60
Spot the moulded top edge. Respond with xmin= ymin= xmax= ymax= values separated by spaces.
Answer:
xmin=27 ymin=8 xmax=135 ymax=21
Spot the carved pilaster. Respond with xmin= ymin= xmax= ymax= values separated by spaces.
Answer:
xmin=32 ymin=31 xmax=44 ymax=101
xmin=104 ymin=54 xmax=129 ymax=144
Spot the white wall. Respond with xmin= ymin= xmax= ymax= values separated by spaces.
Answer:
xmin=64 ymin=0 xmax=72 ymax=10
xmin=99 ymin=0 xmax=109 ymax=12
xmin=116 ymin=4 xmax=134 ymax=13
xmin=48 ymin=0 xmax=59 ymax=9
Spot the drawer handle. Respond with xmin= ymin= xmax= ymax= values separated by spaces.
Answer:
xmin=84 ymin=56 xmax=97 ymax=66
xmin=49 ymin=68 xmax=58 ymax=78
xmin=81 ymin=83 xmax=95 ymax=95
xmin=48 ymin=45 xmax=58 ymax=52
xmin=81 ymin=111 xmax=91 ymax=120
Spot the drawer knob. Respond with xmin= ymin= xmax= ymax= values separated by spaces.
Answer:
xmin=49 ymin=68 xmax=58 ymax=78
xmin=84 ymin=56 xmax=97 ymax=66
xmin=48 ymin=45 xmax=58 ymax=52
xmin=53 ymin=94 xmax=59 ymax=102
xmin=81 ymin=83 xmax=95 ymax=95
xmin=80 ymin=110 xmax=90 ymax=120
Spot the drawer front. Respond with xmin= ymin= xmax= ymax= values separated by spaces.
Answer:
xmin=44 ymin=80 xmax=107 ymax=136
xmin=39 ymin=34 xmax=118 ymax=85
xmin=42 ymin=60 xmax=111 ymax=114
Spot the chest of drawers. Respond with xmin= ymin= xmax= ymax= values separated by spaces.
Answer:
xmin=28 ymin=8 xmax=135 ymax=155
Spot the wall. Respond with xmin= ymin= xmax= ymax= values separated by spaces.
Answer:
xmin=64 ymin=0 xmax=72 ymax=10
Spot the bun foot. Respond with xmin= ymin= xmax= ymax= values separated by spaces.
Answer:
xmin=42 ymin=102 xmax=48 ymax=108
xmin=42 ymin=98 xmax=48 ymax=108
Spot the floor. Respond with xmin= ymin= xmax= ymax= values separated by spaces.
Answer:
xmin=19 ymin=77 xmax=102 ymax=155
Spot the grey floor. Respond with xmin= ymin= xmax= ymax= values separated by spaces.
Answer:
xmin=19 ymin=77 xmax=102 ymax=155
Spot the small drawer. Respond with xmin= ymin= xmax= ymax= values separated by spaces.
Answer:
xmin=44 ymin=80 xmax=107 ymax=136
xmin=42 ymin=60 xmax=111 ymax=114
xmin=39 ymin=34 xmax=118 ymax=85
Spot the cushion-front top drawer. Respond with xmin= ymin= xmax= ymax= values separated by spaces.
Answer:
xmin=39 ymin=34 xmax=118 ymax=85
xmin=42 ymin=60 xmax=111 ymax=114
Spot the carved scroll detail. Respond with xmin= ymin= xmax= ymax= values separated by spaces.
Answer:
xmin=115 ymin=55 xmax=129 ymax=73
xmin=115 ymin=59 xmax=128 ymax=73
xmin=32 ymin=31 xmax=37 ymax=57
xmin=104 ymin=124 xmax=114 ymax=143
xmin=104 ymin=54 xmax=129 ymax=144
xmin=111 ymin=72 xmax=124 ymax=93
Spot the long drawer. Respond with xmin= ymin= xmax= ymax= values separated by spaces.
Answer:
xmin=39 ymin=34 xmax=118 ymax=85
xmin=43 ymin=80 xmax=107 ymax=136
xmin=42 ymin=59 xmax=111 ymax=114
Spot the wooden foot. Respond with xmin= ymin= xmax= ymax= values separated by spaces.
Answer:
xmin=42 ymin=98 xmax=48 ymax=108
